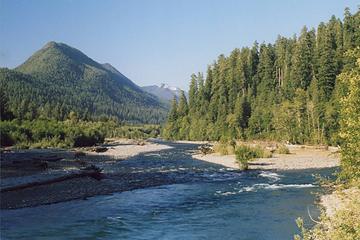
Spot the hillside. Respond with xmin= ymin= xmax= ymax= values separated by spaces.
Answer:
xmin=0 ymin=42 xmax=167 ymax=123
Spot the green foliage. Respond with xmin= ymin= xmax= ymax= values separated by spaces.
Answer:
xmin=0 ymin=42 xmax=167 ymax=124
xmin=251 ymin=145 xmax=272 ymax=158
xmin=162 ymin=9 xmax=359 ymax=145
xmin=0 ymin=86 xmax=13 ymax=121
xmin=235 ymin=145 xmax=256 ymax=170
xmin=338 ymin=47 xmax=360 ymax=180
xmin=234 ymin=144 xmax=272 ymax=170
xmin=295 ymin=187 xmax=360 ymax=240
xmin=0 ymin=119 xmax=160 ymax=148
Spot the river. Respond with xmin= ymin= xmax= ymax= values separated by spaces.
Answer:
xmin=1 ymin=141 xmax=335 ymax=239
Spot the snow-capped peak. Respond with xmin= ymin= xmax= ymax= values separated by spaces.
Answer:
xmin=160 ymin=83 xmax=181 ymax=91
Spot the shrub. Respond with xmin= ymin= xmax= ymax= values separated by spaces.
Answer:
xmin=0 ymin=119 xmax=159 ymax=149
xmin=0 ymin=132 xmax=14 ymax=146
xmin=14 ymin=142 xmax=30 ymax=149
xmin=295 ymin=187 xmax=360 ymax=240
xmin=235 ymin=145 xmax=273 ymax=170
xmin=72 ymin=133 xmax=103 ymax=147
xmin=277 ymin=144 xmax=290 ymax=154
xmin=251 ymin=145 xmax=272 ymax=158
xmin=235 ymin=145 xmax=256 ymax=170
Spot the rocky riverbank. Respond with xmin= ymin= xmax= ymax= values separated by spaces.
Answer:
xmin=0 ymin=139 xmax=172 ymax=209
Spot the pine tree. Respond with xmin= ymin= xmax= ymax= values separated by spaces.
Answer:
xmin=163 ymin=97 xmax=179 ymax=139
xmin=291 ymin=27 xmax=315 ymax=90
xmin=177 ymin=91 xmax=189 ymax=117
xmin=188 ymin=74 xmax=198 ymax=113
xmin=0 ymin=87 xmax=13 ymax=120
xmin=317 ymin=27 xmax=337 ymax=101
xmin=234 ymin=95 xmax=251 ymax=138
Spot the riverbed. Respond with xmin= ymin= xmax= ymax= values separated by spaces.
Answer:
xmin=1 ymin=141 xmax=336 ymax=239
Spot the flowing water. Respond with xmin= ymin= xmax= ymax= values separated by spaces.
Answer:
xmin=1 ymin=141 xmax=335 ymax=239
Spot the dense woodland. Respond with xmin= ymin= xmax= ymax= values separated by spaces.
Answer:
xmin=163 ymin=8 xmax=360 ymax=146
xmin=0 ymin=42 xmax=168 ymax=124
xmin=0 ymin=42 xmax=166 ymax=148
xmin=296 ymin=47 xmax=360 ymax=239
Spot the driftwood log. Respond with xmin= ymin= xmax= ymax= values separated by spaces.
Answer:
xmin=89 ymin=147 xmax=108 ymax=153
xmin=198 ymin=144 xmax=214 ymax=155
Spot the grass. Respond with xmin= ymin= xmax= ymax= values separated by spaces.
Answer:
xmin=213 ymin=142 xmax=235 ymax=155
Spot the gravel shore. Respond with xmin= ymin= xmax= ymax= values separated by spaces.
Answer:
xmin=0 ymin=139 xmax=172 ymax=209
xmin=193 ymin=145 xmax=340 ymax=170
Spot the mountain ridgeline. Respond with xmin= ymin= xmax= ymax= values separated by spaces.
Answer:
xmin=0 ymin=42 xmax=168 ymax=123
xmin=142 ymin=83 xmax=187 ymax=103
xmin=163 ymin=8 xmax=360 ymax=145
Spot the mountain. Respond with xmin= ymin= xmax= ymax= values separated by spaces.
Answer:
xmin=142 ymin=83 xmax=187 ymax=102
xmin=0 ymin=41 xmax=167 ymax=123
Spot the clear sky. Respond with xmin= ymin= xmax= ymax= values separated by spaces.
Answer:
xmin=0 ymin=0 xmax=358 ymax=90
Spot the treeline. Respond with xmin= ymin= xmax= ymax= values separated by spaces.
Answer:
xmin=1 ymin=94 xmax=160 ymax=149
xmin=0 ymin=118 xmax=160 ymax=148
xmin=163 ymin=8 xmax=360 ymax=145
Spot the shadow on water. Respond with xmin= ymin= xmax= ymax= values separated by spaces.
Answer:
xmin=1 ymin=140 xmax=243 ymax=210
xmin=96 ymin=140 xmax=246 ymax=193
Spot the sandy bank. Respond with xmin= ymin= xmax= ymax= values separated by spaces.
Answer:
xmin=86 ymin=139 xmax=172 ymax=159
xmin=320 ymin=187 xmax=360 ymax=217
xmin=193 ymin=145 xmax=340 ymax=170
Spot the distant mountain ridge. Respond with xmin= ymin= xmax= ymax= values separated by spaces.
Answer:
xmin=142 ymin=83 xmax=187 ymax=102
xmin=0 ymin=41 xmax=167 ymax=123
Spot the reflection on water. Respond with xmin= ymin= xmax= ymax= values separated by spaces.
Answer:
xmin=1 ymin=141 xmax=335 ymax=240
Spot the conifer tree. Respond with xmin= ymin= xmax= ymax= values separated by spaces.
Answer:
xmin=188 ymin=74 xmax=198 ymax=113
xmin=316 ymin=23 xmax=337 ymax=101
xmin=162 ymin=9 xmax=358 ymax=144
xmin=291 ymin=27 xmax=315 ymax=90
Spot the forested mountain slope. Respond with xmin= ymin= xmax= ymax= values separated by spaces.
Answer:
xmin=0 ymin=42 xmax=167 ymax=123
xmin=163 ymin=8 xmax=360 ymax=145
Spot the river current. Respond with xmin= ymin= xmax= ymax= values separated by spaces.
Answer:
xmin=1 ymin=141 xmax=335 ymax=239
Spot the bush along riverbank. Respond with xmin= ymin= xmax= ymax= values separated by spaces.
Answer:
xmin=0 ymin=119 xmax=160 ymax=149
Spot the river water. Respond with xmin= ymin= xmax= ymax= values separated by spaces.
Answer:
xmin=1 ymin=141 xmax=335 ymax=239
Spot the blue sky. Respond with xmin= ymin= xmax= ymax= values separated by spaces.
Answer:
xmin=0 ymin=0 xmax=358 ymax=90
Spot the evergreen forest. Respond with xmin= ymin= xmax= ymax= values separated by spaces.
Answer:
xmin=163 ymin=8 xmax=360 ymax=146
